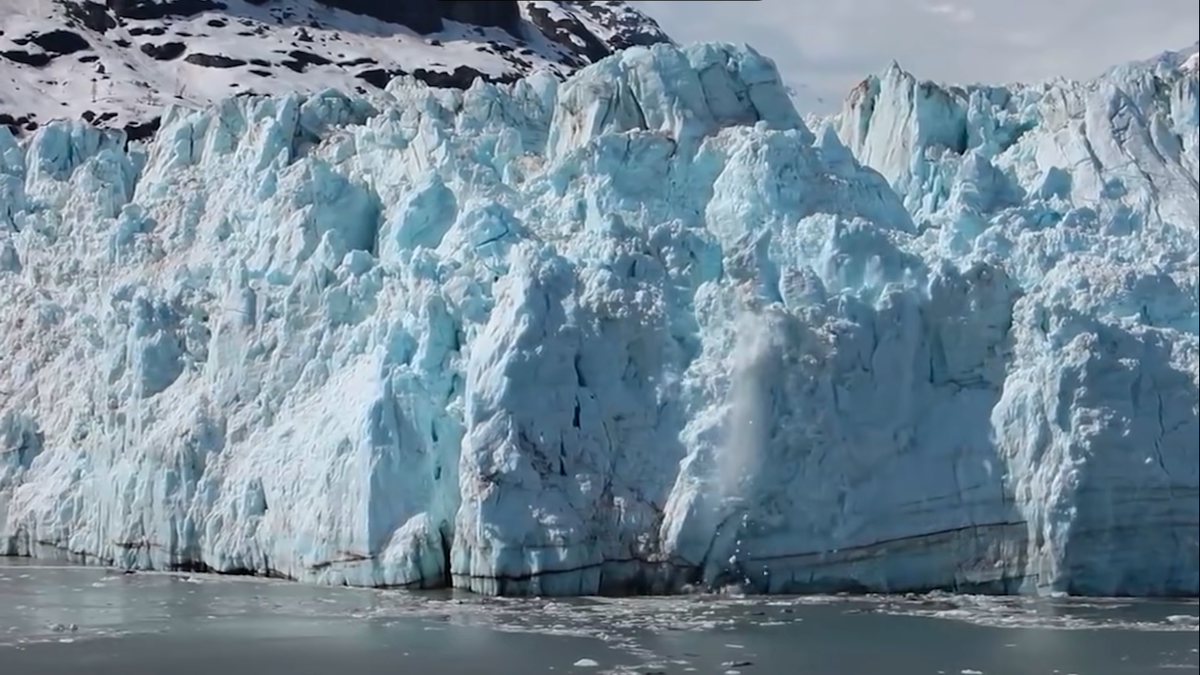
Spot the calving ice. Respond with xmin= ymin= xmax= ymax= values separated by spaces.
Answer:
xmin=0 ymin=34 xmax=1196 ymax=595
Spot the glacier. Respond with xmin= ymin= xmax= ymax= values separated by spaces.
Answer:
xmin=0 ymin=41 xmax=1196 ymax=597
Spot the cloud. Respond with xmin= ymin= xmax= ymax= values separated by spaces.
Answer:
xmin=631 ymin=0 xmax=1199 ymax=112
xmin=921 ymin=3 xmax=976 ymax=24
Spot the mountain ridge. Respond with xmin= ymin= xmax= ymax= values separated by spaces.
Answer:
xmin=0 ymin=0 xmax=670 ymax=138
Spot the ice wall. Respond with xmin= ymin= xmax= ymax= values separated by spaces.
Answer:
xmin=0 ymin=42 xmax=1196 ymax=596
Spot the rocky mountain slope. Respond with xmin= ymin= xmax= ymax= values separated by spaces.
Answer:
xmin=0 ymin=0 xmax=669 ymax=138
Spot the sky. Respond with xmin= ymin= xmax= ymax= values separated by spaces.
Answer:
xmin=632 ymin=0 xmax=1200 ymax=112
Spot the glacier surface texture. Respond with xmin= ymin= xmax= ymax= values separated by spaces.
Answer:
xmin=0 ymin=42 xmax=1197 ymax=596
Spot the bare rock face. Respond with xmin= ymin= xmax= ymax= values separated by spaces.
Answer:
xmin=440 ymin=0 xmax=523 ymax=34
xmin=102 ymin=0 xmax=540 ymax=35
xmin=105 ymin=0 xmax=227 ymax=21
xmin=308 ymin=0 xmax=521 ymax=35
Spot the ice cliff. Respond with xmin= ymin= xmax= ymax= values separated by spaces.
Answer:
xmin=0 ymin=42 xmax=1196 ymax=597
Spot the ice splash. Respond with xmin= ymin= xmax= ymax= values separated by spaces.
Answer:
xmin=717 ymin=310 xmax=776 ymax=500
xmin=706 ymin=305 xmax=799 ymax=593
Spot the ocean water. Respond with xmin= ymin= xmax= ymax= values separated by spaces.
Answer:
xmin=1 ymin=558 xmax=1195 ymax=674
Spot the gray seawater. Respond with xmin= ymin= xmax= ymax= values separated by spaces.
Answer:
xmin=0 ymin=559 xmax=1195 ymax=675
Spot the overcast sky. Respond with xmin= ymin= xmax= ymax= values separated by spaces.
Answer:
xmin=632 ymin=0 xmax=1200 ymax=112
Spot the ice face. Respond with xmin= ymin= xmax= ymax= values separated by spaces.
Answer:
xmin=0 ymin=42 xmax=1196 ymax=596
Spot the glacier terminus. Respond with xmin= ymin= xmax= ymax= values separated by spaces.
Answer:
xmin=0 ymin=41 xmax=1197 ymax=597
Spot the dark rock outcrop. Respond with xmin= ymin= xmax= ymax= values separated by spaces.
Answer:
xmin=105 ymin=0 xmax=227 ymax=20
xmin=31 ymin=29 xmax=92 ymax=55
xmin=184 ymin=52 xmax=246 ymax=68
xmin=310 ymin=0 xmax=522 ymax=35
xmin=440 ymin=0 xmax=521 ymax=33
xmin=59 ymin=1 xmax=120 ymax=33
xmin=101 ymin=0 xmax=525 ymax=35
xmin=141 ymin=41 xmax=187 ymax=60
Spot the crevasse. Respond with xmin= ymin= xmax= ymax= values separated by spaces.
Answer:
xmin=0 ymin=42 xmax=1196 ymax=596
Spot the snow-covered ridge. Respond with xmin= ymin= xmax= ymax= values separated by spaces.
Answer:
xmin=0 ymin=0 xmax=669 ymax=138
xmin=1127 ymin=41 xmax=1199 ymax=76
xmin=0 ymin=41 xmax=1196 ymax=597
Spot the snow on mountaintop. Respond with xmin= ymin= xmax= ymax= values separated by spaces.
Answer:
xmin=1114 ymin=41 xmax=1200 ymax=77
xmin=0 ymin=39 xmax=1196 ymax=597
xmin=1171 ymin=42 xmax=1198 ymax=72
xmin=0 ymin=0 xmax=669 ymax=138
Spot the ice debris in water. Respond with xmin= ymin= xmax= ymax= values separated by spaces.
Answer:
xmin=0 ymin=42 xmax=1196 ymax=597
